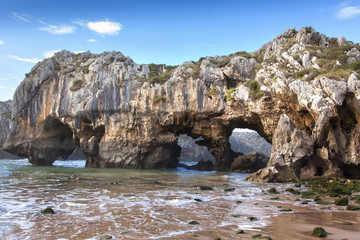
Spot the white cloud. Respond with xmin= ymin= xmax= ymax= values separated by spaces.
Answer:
xmin=10 ymin=12 xmax=46 ymax=25
xmin=72 ymin=20 xmax=87 ymax=27
xmin=87 ymin=21 xmax=122 ymax=35
xmin=39 ymin=25 xmax=76 ymax=35
xmin=11 ymin=12 xmax=31 ymax=23
xmin=336 ymin=6 xmax=360 ymax=19
xmin=87 ymin=39 xmax=97 ymax=43
xmin=7 ymin=55 xmax=41 ymax=63
xmin=43 ymin=50 xmax=61 ymax=58
xmin=0 ymin=40 xmax=3 ymax=45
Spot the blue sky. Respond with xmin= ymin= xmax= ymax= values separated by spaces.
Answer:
xmin=1 ymin=0 xmax=360 ymax=101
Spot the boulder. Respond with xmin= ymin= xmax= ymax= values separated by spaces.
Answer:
xmin=187 ymin=159 xmax=214 ymax=171
xmin=179 ymin=159 xmax=214 ymax=171
xmin=230 ymin=151 xmax=269 ymax=173
xmin=337 ymin=36 xmax=347 ymax=46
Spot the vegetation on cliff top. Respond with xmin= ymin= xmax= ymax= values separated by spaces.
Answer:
xmin=281 ymin=35 xmax=360 ymax=80
xmin=138 ymin=64 xmax=177 ymax=84
xmin=226 ymin=80 xmax=264 ymax=101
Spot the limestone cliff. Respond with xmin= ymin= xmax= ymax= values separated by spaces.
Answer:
xmin=4 ymin=27 xmax=360 ymax=181
xmin=0 ymin=101 xmax=20 ymax=159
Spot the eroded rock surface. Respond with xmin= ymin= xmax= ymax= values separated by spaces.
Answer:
xmin=180 ymin=159 xmax=214 ymax=171
xmin=230 ymin=151 xmax=269 ymax=173
xmin=0 ymin=101 xmax=21 ymax=159
xmin=4 ymin=27 xmax=360 ymax=181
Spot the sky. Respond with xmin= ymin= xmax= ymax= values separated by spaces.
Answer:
xmin=0 ymin=0 xmax=360 ymax=101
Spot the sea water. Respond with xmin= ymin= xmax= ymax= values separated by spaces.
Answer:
xmin=0 ymin=159 xmax=298 ymax=240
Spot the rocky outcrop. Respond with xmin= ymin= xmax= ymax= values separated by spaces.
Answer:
xmin=230 ymin=151 xmax=269 ymax=173
xmin=4 ymin=27 xmax=360 ymax=181
xmin=57 ymin=146 xmax=86 ymax=160
xmin=0 ymin=101 xmax=21 ymax=159
xmin=180 ymin=159 xmax=214 ymax=171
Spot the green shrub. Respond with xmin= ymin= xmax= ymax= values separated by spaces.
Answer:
xmin=349 ymin=62 xmax=360 ymax=71
xmin=153 ymin=95 xmax=166 ymax=103
xmin=208 ymin=87 xmax=219 ymax=95
xmin=328 ymin=38 xmax=338 ymax=47
xmin=243 ymin=80 xmax=264 ymax=100
xmin=254 ymin=49 xmax=266 ymax=63
xmin=138 ymin=64 xmax=177 ymax=84
xmin=82 ymin=65 xmax=90 ymax=74
xmin=285 ymin=68 xmax=324 ymax=81
xmin=228 ymin=51 xmax=252 ymax=60
xmin=179 ymin=60 xmax=202 ymax=79
xmin=319 ymin=68 xmax=352 ymax=80
xmin=70 ymin=77 xmax=86 ymax=91
xmin=226 ymin=88 xmax=236 ymax=101
xmin=54 ymin=61 xmax=61 ymax=71
xmin=304 ymin=26 xmax=312 ymax=33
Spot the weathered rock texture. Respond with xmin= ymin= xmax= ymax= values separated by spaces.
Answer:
xmin=231 ymin=151 xmax=269 ymax=173
xmin=0 ymin=101 xmax=21 ymax=159
xmin=180 ymin=159 xmax=214 ymax=171
xmin=4 ymin=27 xmax=360 ymax=181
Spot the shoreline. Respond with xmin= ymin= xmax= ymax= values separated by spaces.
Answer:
xmin=154 ymin=179 xmax=360 ymax=240
xmin=1 ymin=159 xmax=360 ymax=240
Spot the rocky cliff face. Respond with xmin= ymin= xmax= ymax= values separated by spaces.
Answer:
xmin=4 ymin=27 xmax=360 ymax=181
xmin=0 ymin=101 xmax=20 ymax=159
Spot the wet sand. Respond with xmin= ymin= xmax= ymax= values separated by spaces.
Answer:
xmin=1 ymin=159 xmax=360 ymax=240
xmin=162 ymin=191 xmax=360 ymax=240
xmin=163 ymin=204 xmax=360 ymax=240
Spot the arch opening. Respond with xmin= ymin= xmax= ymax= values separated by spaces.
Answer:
xmin=177 ymin=134 xmax=215 ymax=171
xmin=28 ymin=116 xmax=77 ymax=166
xmin=228 ymin=128 xmax=272 ymax=173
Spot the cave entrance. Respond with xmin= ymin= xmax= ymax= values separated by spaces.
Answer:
xmin=177 ymin=134 xmax=215 ymax=171
xmin=228 ymin=128 xmax=272 ymax=173
xmin=27 ymin=116 xmax=78 ymax=166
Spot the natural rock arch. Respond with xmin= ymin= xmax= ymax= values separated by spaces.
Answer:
xmin=3 ymin=27 xmax=360 ymax=182
xmin=5 ymin=115 xmax=76 ymax=166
